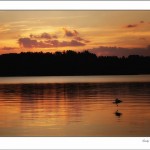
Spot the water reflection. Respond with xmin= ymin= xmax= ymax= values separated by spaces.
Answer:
xmin=0 ymin=77 xmax=150 ymax=136
xmin=114 ymin=110 xmax=123 ymax=118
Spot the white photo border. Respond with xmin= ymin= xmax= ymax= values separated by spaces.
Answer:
xmin=0 ymin=1 xmax=150 ymax=10
xmin=0 ymin=1 xmax=150 ymax=149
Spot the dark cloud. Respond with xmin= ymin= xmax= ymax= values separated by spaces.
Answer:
xmin=18 ymin=29 xmax=88 ymax=48
xmin=18 ymin=38 xmax=52 ymax=48
xmin=44 ymin=39 xmax=85 ymax=47
xmin=63 ymin=28 xmax=79 ymax=37
xmin=125 ymin=20 xmax=148 ymax=28
xmin=125 ymin=24 xmax=138 ymax=28
xmin=61 ymin=40 xmax=85 ymax=46
xmin=140 ymin=21 xmax=144 ymax=24
xmin=88 ymin=46 xmax=150 ymax=57
xmin=40 ymin=32 xmax=52 ymax=39
xmin=18 ymin=37 xmax=85 ymax=48
xmin=62 ymin=28 xmax=90 ymax=42
xmin=30 ymin=32 xmax=57 ymax=39
xmin=18 ymin=38 xmax=39 ymax=48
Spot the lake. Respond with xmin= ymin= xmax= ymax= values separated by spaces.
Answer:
xmin=0 ymin=75 xmax=150 ymax=136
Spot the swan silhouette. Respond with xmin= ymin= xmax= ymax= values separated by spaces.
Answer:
xmin=113 ymin=98 xmax=122 ymax=106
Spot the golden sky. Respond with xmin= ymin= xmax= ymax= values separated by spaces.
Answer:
xmin=0 ymin=11 xmax=150 ymax=56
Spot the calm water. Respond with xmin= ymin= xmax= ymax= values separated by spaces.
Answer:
xmin=0 ymin=75 xmax=150 ymax=136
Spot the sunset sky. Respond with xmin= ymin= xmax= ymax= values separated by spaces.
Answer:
xmin=1 ymin=11 xmax=150 ymax=56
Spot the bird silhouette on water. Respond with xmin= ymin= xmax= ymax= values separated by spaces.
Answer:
xmin=115 ymin=110 xmax=122 ymax=118
xmin=113 ymin=98 xmax=122 ymax=106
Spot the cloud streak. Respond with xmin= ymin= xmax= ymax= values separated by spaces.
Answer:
xmin=1 ymin=47 xmax=17 ymax=51
xmin=125 ymin=24 xmax=138 ymax=28
xmin=74 ymin=36 xmax=90 ymax=43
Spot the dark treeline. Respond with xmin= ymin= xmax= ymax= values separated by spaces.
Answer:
xmin=0 ymin=50 xmax=150 ymax=76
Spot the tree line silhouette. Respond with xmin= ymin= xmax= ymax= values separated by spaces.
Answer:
xmin=0 ymin=50 xmax=150 ymax=76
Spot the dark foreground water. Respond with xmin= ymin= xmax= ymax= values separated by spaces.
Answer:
xmin=0 ymin=75 xmax=150 ymax=136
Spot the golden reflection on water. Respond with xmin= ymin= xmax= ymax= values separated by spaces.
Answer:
xmin=0 ymin=76 xmax=150 ymax=136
